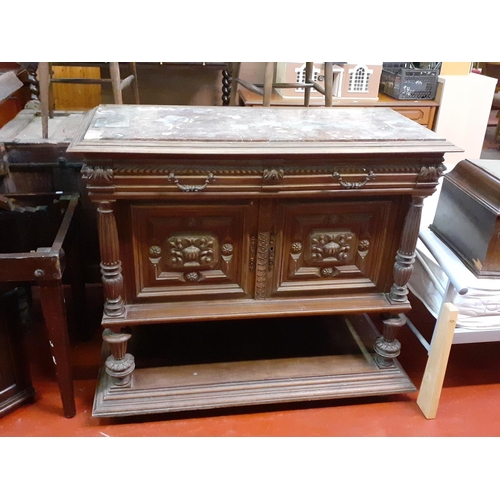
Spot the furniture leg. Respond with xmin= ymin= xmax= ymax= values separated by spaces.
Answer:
xmin=102 ymin=329 xmax=135 ymax=386
xmin=304 ymin=62 xmax=314 ymax=107
xmin=48 ymin=63 xmax=54 ymax=119
xmin=263 ymin=62 xmax=274 ymax=107
xmin=389 ymin=196 xmax=424 ymax=303
xmin=109 ymin=62 xmax=123 ymax=105
xmin=229 ymin=62 xmax=241 ymax=106
xmin=97 ymin=200 xmax=125 ymax=317
xmin=39 ymin=280 xmax=76 ymax=418
xmin=374 ymin=313 xmax=406 ymax=366
xmin=324 ymin=62 xmax=333 ymax=107
xmin=38 ymin=62 xmax=50 ymax=139
xmin=129 ymin=62 xmax=140 ymax=104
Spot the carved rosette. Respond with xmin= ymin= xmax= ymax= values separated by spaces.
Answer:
xmin=149 ymin=245 xmax=162 ymax=265
xmin=321 ymin=267 xmax=337 ymax=278
xmin=358 ymin=239 xmax=370 ymax=258
xmin=184 ymin=271 xmax=200 ymax=282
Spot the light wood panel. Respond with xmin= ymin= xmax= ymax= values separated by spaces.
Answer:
xmin=52 ymin=66 xmax=102 ymax=110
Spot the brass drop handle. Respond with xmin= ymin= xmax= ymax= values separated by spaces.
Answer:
xmin=168 ymin=172 xmax=215 ymax=192
xmin=332 ymin=169 xmax=375 ymax=189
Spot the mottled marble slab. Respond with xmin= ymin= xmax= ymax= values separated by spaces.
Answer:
xmin=69 ymin=104 xmax=460 ymax=156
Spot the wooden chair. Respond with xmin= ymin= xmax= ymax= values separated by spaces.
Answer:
xmin=228 ymin=62 xmax=335 ymax=107
xmin=38 ymin=62 xmax=140 ymax=138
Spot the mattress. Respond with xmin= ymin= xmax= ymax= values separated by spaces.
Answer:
xmin=408 ymin=161 xmax=500 ymax=331
xmin=409 ymin=241 xmax=500 ymax=330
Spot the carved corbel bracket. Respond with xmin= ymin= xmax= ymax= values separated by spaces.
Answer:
xmin=262 ymin=168 xmax=284 ymax=189
xmin=81 ymin=164 xmax=115 ymax=194
xmin=418 ymin=163 xmax=446 ymax=182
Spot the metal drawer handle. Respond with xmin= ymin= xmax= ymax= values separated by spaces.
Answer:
xmin=332 ymin=169 xmax=375 ymax=189
xmin=168 ymin=172 xmax=215 ymax=192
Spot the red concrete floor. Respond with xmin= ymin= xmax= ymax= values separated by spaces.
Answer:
xmin=1 ymin=285 xmax=500 ymax=438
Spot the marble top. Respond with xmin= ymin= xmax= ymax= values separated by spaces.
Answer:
xmin=68 ymin=105 xmax=459 ymax=156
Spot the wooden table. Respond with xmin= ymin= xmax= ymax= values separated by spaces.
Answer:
xmin=68 ymin=104 xmax=459 ymax=418
xmin=238 ymin=88 xmax=439 ymax=130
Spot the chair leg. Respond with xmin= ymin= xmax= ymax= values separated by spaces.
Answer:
xmin=129 ymin=62 xmax=140 ymax=104
xmin=109 ymin=62 xmax=123 ymax=105
xmin=304 ymin=62 xmax=314 ymax=107
xmin=229 ymin=62 xmax=241 ymax=106
xmin=324 ymin=62 xmax=333 ymax=107
xmin=263 ymin=62 xmax=274 ymax=107
xmin=39 ymin=280 xmax=76 ymax=418
xmin=38 ymin=62 xmax=50 ymax=139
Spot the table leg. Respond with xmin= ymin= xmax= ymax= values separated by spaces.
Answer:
xmin=39 ymin=280 xmax=76 ymax=418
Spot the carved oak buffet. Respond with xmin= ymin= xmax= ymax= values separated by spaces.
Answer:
xmin=68 ymin=104 xmax=459 ymax=417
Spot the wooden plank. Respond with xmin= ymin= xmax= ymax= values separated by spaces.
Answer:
xmin=52 ymin=66 xmax=101 ymax=111
xmin=417 ymin=302 xmax=459 ymax=419
xmin=0 ymin=71 xmax=23 ymax=102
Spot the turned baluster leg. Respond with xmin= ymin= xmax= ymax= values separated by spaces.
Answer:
xmin=374 ymin=196 xmax=424 ymax=365
xmin=97 ymin=201 xmax=125 ymax=317
xmin=374 ymin=314 xmax=406 ymax=367
xmin=102 ymin=329 xmax=135 ymax=386
xmin=389 ymin=196 xmax=424 ymax=303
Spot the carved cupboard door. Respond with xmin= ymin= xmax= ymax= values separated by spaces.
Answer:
xmin=129 ymin=201 xmax=258 ymax=302
xmin=270 ymin=197 xmax=403 ymax=297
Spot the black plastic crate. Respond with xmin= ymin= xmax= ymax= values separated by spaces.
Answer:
xmin=379 ymin=63 xmax=439 ymax=100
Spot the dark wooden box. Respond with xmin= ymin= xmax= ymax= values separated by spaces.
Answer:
xmin=430 ymin=159 xmax=500 ymax=278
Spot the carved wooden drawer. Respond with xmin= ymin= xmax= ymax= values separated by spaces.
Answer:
xmin=128 ymin=201 xmax=257 ymax=302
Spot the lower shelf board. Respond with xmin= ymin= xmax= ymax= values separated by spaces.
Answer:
xmin=92 ymin=314 xmax=416 ymax=418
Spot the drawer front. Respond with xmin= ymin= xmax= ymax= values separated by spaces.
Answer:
xmin=393 ymin=107 xmax=431 ymax=126
xmin=112 ymin=161 xmax=431 ymax=197
xmin=271 ymin=198 xmax=402 ymax=297
xmin=129 ymin=201 xmax=257 ymax=301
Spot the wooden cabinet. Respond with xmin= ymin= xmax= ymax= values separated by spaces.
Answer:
xmin=238 ymin=88 xmax=439 ymax=129
xmin=68 ymin=104 xmax=459 ymax=418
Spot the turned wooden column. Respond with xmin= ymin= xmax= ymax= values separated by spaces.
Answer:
xmin=97 ymin=201 xmax=125 ymax=317
xmin=102 ymin=329 xmax=135 ymax=386
xmin=374 ymin=196 xmax=424 ymax=365
xmin=389 ymin=196 xmax=424 ymax=303
xmin=374 ymin=313 xmax=406 ymax=366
